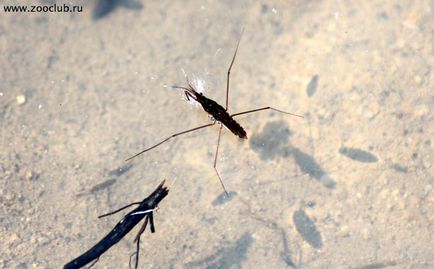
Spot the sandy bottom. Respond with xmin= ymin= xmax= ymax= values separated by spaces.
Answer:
xmin=1 ymin=1 xmax=433 ymax=268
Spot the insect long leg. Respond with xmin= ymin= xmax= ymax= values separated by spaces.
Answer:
xmin=98 ymin=202 xmax=142 ymax=218
xmin=87 ymin=257 xmax=99 ymax=269
xmin=131 ymin=216 xmax=149 ymax=269
xmin=126 ymin=123 xmax=216 ymax=161
xmin=225 ymin=28 xmax=244 ymax=111
xmin=231 ymin=107 xmax=304 ymax=118
xmin=213 ymin=124 xmax=229 ymax=196
xmin=128 ymin=253 xmax=135 ymax=269
xmin=134 ymin=215 xmax=149 ymax=243
xmin=134 ymin=238 xmax=140 ymax=269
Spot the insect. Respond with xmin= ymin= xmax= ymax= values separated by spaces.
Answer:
xmin=64 ymin=180 xmax=169 ymax=269
xmin=126 ymin=29 xmax=303 ymax=195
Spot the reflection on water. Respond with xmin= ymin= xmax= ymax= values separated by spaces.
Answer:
xmin=92 ymin=0 xmax=143 ymax=20
xmin=187 ymin=233 xmax=253 ymax=269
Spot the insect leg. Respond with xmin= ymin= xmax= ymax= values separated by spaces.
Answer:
xmin=225 ymin=28 xmax=244 ymax=111
xmin=231 ymin=107 xmax=304 ymax=118
xmin=213 ymin=125 xmax=229 ymax=196
xmin=134 ymin=234 xmax=140 ymax=269
xmin=98 ymin=202 xmax=142 ymax=218
xmin=126 ymin=123 xmax=216 ymax=161
xmin=131 ymin=216 xmax=150 ymax=269
xmin=128 ymin=253 xmax=136 ymax=269
xmin=149 ymin=212 xmax=156 ymax=233
xmin=184 ymin=92 xmax=191 ymax=101
xmin=134 ymin=216 xmax=149 ymax=243
xmin=87 ymin=257 xmax=99 ymax=269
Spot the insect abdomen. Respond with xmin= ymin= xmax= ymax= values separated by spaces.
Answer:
xmin=221 ymin=115 xmax=247 ymax=139
xmin=198 ymin=96 xmax=247 ymax=139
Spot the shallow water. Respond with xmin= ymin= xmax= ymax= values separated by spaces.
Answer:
xmin=1 ymin=1 xmax=433 ymax=268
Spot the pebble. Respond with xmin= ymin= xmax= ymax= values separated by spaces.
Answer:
xmin=338 ymin=225 xmax=350 ymax=237
xmin=414 ymin=104 xmax=429 ymax=117
xmin=408 ymin=195 xmax=421 ymax=208
xmin=30 ymin=235 xmax=37 ymax=244
xmin=4 ymin=193 xmax=15 ymax=206
xmin=403 ymin=210 xmax=416 ymax=222
xmin=24 ymin=170 xmax=38 ymax=181
xmin=16 ymin=94 xmax=26 ymax=105
xmin=37 ymin=235 xmax=50 ymax=246
xmin=310 ymin=126 xmax=319 ymax=140
xmin=5 ymin=232 xmax=20 ymax=245
xmin=363 ymin=101 xmax=380 ymax=119
xmin=361 ymin=228 xmax=371 ymax=240
xmin=424 ymin=184 xmax=432 ymax=194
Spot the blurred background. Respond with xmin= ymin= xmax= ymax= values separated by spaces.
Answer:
xmin=1 ymin=0 xmax=433 ymax=268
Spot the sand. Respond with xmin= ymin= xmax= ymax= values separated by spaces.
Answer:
xmin=1 ymin=1 xmax=433 ymax=268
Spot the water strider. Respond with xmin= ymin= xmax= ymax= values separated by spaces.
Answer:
xmin=127 ymin=29 xmax=303 ymax=195
xmin=64 ymin=180 xmax=169 ymax=269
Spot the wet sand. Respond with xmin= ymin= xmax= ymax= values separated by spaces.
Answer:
xmin=1 ymin=1 xmax=433 ymax=268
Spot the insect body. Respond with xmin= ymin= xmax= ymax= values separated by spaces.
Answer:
xmin=174 ymin=83 xmax=247 ymax=139
xmin=64 ymin=180 xmax=169 ymax=269
xmin=127 ymin=29 xmax=303 ymax=195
